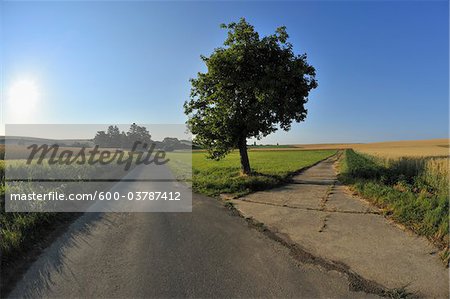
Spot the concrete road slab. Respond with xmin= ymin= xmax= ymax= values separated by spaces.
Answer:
xmin=233 ymin=156 xmax=449 ymax=298
xmin=326 ymin=186 xmax=378 ymax=213
xmin=243 ymin=184 xmax=329 ymax=209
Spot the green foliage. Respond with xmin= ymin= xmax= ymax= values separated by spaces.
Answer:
xmin=0 ymin=206 xmax=59 ymax=258
xmin=339 ymin=150 xmax=449 ymax=250
xmin=94 ymin=124 xmax=151 ymax=149
xmin=0 ymin=178 xmax=70 ymax=261
xmin=184 ymin=18 xmax=317 ymax=162
xmin=191 ymin=150 xmax=335 ymax=196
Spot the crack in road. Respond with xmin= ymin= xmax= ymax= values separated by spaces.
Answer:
xmin=239 ymin=198 xmax=381 ymax=215
xmin=232 ymin=151 xmax=449 ymax=298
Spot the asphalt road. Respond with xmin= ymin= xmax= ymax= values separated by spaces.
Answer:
xmin=8 ymin=194 xmax=372 ymax=298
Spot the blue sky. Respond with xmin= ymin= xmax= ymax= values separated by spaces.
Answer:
xmin=1 ymin=1 xmax=448 ymax=144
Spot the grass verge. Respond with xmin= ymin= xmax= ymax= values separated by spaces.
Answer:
xmin=191 ymin=149 xmax=336 ymax=196
xmin=338 ymin=149 xmax=449 ymax=263
xmin=0 ymin=207 xmax=80 ymax=296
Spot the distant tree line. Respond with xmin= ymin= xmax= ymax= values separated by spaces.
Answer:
xmin=93 ymin=124 xmax=191 ymax=151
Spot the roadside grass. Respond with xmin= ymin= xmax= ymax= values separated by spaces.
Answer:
xmin=191 ymin=149 xmax=336 ymax=196
xmin=339 ymin=149 xmax=449 ymax=262
xmin=1 ymin=160 xmax=82 ymax=260
xmin=0 ymin=153 xmax=138 ymax=263
xmin=0 ymin=199 xmax=77 ymax=262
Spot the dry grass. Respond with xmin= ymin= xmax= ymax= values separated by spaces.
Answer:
xmin=374 ymin=156 xmax=449 ymax=195
xmin=352 ymin=139 xmax=449 ymax=203
xmin=423 ymin=158 xmax=449 ymax=191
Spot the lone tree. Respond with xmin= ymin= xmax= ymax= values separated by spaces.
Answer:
xmin=184 ymin=18 xmax=317 ymax=175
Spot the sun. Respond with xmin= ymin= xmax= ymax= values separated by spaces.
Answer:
xmin=7 ymin=79 xmax=40 ymax=122
xmin=9 ymin=79 xmax=39 ymax=106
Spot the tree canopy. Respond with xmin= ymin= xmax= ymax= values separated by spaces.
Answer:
xmin=93 ymin=124 xmax=151 ymax=149
xmin=184 ymin=18 xmax=317 ymax=174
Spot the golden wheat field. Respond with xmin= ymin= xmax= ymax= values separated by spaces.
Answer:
xmin=294 ymin=139 xmax=449 ymax=193
xmin=294 ymin=138 xmax=449 ymax=157
xmin=352 ymin=139 xmax=449 ymax=158
xmin=298 ymin=139 xmax=449 ymax=188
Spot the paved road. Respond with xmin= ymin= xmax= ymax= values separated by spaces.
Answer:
xmin=8 ymin=191 xmax=374 ymax=298
xmin=232 ymin=155 xmax=449 ymax=298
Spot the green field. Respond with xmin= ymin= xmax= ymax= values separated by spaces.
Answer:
xmin=339 ymin=149 xmax=449 ymax=261
xmin=247 ymin=144 xmax=296 ymax=149
xmin=191 ymin=149 xmax=336 ymax=196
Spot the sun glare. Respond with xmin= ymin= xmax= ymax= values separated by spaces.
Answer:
xmin=7 ymin=79 xmax=40 ymax=122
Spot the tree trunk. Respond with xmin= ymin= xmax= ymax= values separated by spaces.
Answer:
xmin=238 ymin=136 xmax=251 ymax=175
